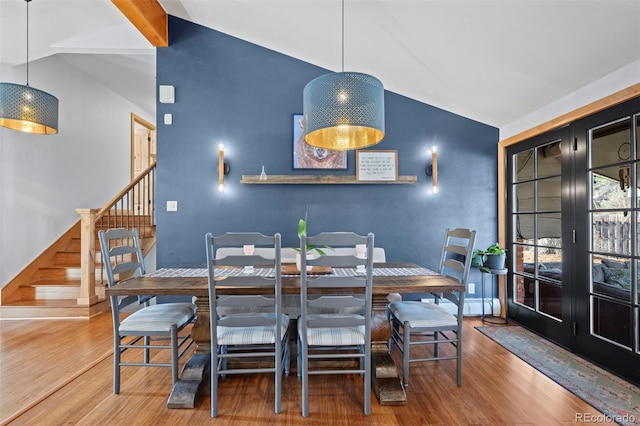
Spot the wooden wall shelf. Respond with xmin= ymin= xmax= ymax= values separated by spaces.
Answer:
xmin=240 ymin=175 xmax=418 ymax=185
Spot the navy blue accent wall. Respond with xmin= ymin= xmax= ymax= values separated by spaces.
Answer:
xmin=155 ymin=16 xmax=499 ymax=286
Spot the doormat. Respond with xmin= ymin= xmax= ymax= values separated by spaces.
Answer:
xmin=476 ymin=325 xmax=640 ymax=425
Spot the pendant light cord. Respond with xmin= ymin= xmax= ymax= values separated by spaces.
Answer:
xmin=341 ymin=0 xmax=345 ymax=72
xmin=25 ymin=0 xmax=31 ymax=86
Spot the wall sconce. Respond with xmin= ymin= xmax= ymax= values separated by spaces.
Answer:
xmin=425 ymin=146 xmax=438 ymax=193
xmin=218 ymin=144 xmax=230 ymax=192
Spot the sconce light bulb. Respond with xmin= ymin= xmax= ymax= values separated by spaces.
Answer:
xmin=218 ymin=143 xmax=224 ymax=152
xmin=433 ymin=185 xmax=439 ymax=194
xmin=218 ymin=183 xmax=224 ymax=192
xmin=431 ymin=145 xmax=437 ymax=153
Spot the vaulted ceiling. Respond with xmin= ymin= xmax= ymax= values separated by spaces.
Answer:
xmin=1 ymin=0 xmax=638 ymax=130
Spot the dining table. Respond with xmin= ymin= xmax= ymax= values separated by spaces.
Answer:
xmin=105 ymin=262 xmax=464 ymax=408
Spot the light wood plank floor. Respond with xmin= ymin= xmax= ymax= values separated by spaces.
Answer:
xmin=1 ymin=314 xmax=611 ymax=425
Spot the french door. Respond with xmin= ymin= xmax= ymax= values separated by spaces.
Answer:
xmin=573 ymin=99 xmax=640 ymax=383
xmin=506 ymin=97 xmax=640 ymax=385
xmin=506 ymin=126 xmax=574 ymax=347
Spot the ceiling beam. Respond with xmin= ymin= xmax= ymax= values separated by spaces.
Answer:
xmin=112 ymin=0 xmax=168 ymax=47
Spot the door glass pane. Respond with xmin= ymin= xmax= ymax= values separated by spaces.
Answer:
xmin=591 ymin=296 xmax=633 ymax=348
xmin=590 ymin=119 xmax=630 ymax=169
xmin=537 ymin=141 xmax=562 ymax=178
xmin=592 ymin=212 xmax=631 ymax=255
xmin=514 ymin=243 xmax=535 ymax=309
xmin=514 ymin=181 xmax=534 ymax=212
xmin=589 ymin=115 xmax=638 ymax=345
xmin=592 ymin=167 xmax=632 ymax=209
xmin=515 ymin=149 xmax=534 ymax=182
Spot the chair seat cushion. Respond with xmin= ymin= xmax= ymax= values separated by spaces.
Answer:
xmin=217 ymin=314 xmax=290 ymax=345
xmin=120 ymin=302 xmax=196 ymax=333
xmin=388 ymin=301 xmax=457 ymax=328
xmin=299 ymin=314 xmax=366 ymax=346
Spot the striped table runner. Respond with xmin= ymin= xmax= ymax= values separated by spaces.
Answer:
xmin=145 ymin=267 xmax=437 ymax=278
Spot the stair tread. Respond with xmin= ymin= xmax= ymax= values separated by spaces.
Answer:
xmin=3 ymin=299 xmax=91 ymax=307
xmin=23 ymin=279 xmax=82 ymax=287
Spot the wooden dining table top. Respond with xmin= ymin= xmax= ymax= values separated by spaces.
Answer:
xmin=105 ymin=262 xmax=464 ymax=297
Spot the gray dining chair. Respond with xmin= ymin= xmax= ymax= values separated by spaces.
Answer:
xmin=98 ymin=228 xmax=196 ymax=394
xmin=298 ymin=232 xmax=374 ymax=417
xmin=387 ymin=228 xmax=476 ymax=387
xmin=205 ymin=232 xmax=290 ymax=417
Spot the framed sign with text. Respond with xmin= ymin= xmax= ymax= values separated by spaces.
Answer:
xmin=356 ymin=150 xmax=398 ymax=181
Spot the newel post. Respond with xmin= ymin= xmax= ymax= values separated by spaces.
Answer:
xmin=76 ymin=208 xmax=99 ymax=306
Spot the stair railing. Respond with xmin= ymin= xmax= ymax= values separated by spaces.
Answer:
xmin=76 ymin=162 xmax=156 ymax=306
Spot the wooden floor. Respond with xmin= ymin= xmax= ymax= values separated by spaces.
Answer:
xmin=1 ymin=314 xmax=612 ymax=425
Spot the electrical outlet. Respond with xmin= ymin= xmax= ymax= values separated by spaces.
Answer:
xmin=468 ymin=282 xmax=475 ymax=294
xmin=166 ymin=201 xmax=178 ymax=211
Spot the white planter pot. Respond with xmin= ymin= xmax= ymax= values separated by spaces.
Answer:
xmin=295 ymin=252 xmax=316 ymax=272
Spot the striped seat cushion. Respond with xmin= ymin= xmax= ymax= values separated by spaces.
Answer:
xmin=299 ymin=314 xmax=366 ymax=346
xmin=120 ymin=302 xmax=196 ymax=333
xmin=388 ymin=301 xmax=457 ymax=328
xmin=217 ymin=314 xmax=290 ymax=345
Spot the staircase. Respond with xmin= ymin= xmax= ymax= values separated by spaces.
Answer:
xmin=0 ymin=217 xmax=155 ymax=320
xmin=0 ymin=164 xmax=156 ymax=320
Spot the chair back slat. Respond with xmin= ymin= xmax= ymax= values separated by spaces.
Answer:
xmin=218 ymin=315 xmax=277 ymax=327
xmin=307 ymin=295 xmax=366 ymax=308
xmin=308 ymin=315 xmax=365 ymax=328
xmin=214 ymin=254 xmax=275 ymax=267
xmin=217 ymin=295 xmax=275 ymax=308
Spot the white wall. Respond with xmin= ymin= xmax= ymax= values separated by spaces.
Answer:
xmin=0 ymin=55 xmax=154 ymax=292
xmin=500 ymin=60 xmax=640 ymax=140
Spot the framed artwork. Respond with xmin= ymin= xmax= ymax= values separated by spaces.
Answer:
xmin=292 ymin=114 xmax=347 ymax=170
xmin=356 ymin=150 xmax=398 ymax=181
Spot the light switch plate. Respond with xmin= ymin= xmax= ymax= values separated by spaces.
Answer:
xmin=159 ymin=85 xmax=175 ymax=103
xmin=468 ymin=282 xmax=475 ymax=294
xmin=166 ymin=201 xmax=178 ymax=211
xmin=164 ymin=113 xmax=172 ymax=125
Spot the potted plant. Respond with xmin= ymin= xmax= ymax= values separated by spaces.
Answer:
xmin=475 ymin=243 xmax=507 ymax=272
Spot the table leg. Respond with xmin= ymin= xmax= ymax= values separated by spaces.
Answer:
xmin=370 ymin=294 xmax=407 ymax=405
xmin=167 ymin=296 xmax=211 ymax=409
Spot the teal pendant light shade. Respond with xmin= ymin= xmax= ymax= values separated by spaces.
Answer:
xmin=0 ymin=0 xmax=59 ymax=135
xmin=0 ymin=82 xmax=59 ymax=134
xmin=303 ymin=72 xmax=384 ymax=151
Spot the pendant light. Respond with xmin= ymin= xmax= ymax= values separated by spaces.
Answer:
xmin=0 ymin=0 xmax=59 ymax=135
xmin=302 ymin=0 xmax=384 ymax=151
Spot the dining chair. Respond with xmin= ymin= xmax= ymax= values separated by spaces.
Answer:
xmin=205 ymin=232 xmax=290 ymax=417
xmin=298 ymin=232 xmax=375 ymax=417
xmin=98 ymin=228 xmax=196 ymax=394
xmin=387 ymin=228 xmax=476 ymax=387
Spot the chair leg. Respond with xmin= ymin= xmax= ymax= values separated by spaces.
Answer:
xmin=296 ymin=335 xmax=302 ymax=379
xmin=403 ymin=322 xmax=411 ymax=387
xmin=171 ymin=328 xmax=179 ymax=386
xmin=456 ymin=328 xmax=463 ymax=386
xmin=364 ymin=345 xmax=371 ymax=415
xmin=144 ymin=336 xmax=150 ymax=364
xmin=114 ymin=337 xmax=121 ymax=394
xmin=301 ymin=338 xmax=309 ymax=417
xmin=275 ymin=339 xmax=282 ymax=414
xmin=284 ymin=337 xmax=291 ymax=377
xmin=211 ymin=347 xmax=219 ymax=417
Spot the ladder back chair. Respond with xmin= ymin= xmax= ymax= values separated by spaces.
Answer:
xmin=298 ymin=232 xmax=375 ymax=417
xmin=98 ymin=228 xmax=196 ymax=394
xmin=387 ymin=227 xmax=476 ymax=387
xmin=205 ymin=232 xmax=290 ymax=417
